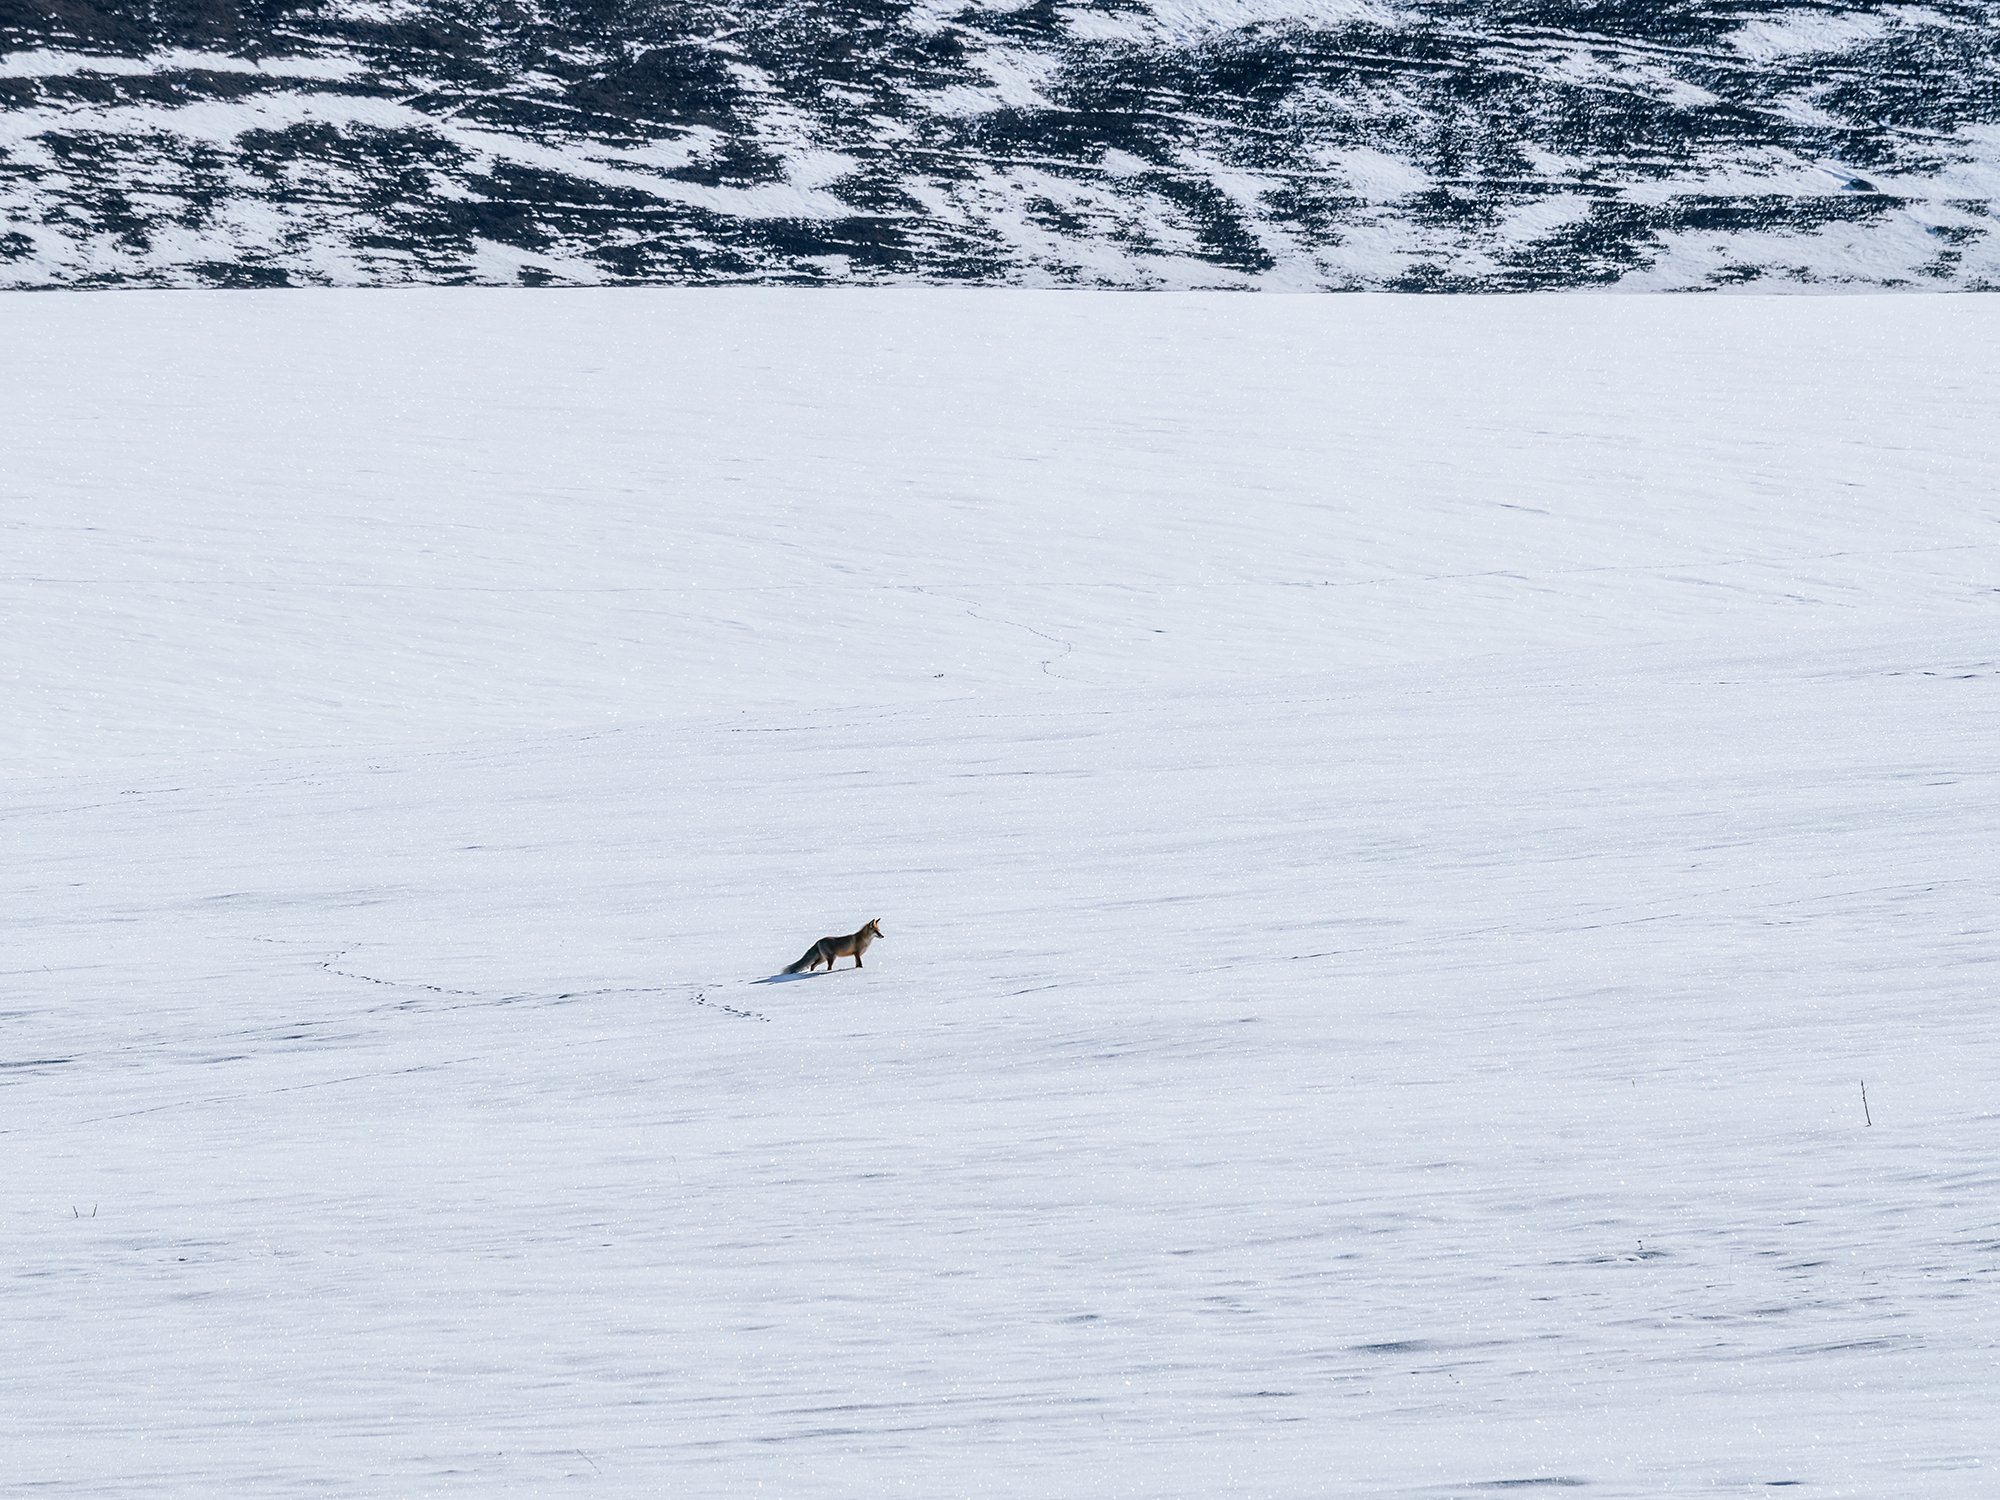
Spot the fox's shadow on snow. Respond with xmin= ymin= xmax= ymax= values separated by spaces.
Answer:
xmin=753 ymin=968 xmax=856 ymax=985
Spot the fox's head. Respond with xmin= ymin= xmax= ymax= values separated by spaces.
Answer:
xmin=864 ymin=918 xmax=884 ymax=938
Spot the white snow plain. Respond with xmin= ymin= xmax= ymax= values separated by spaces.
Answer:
xmin=4 ymin=289 xmax=1998 ymax=1497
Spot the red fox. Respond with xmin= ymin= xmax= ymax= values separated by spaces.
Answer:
xmin=784 ymin=919 xmax=884 ymax=974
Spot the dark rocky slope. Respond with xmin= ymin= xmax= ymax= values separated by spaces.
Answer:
xmin=3 ymin=0 xmax=1996 ymax=288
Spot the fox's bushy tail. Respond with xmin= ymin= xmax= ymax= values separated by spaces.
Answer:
xmin=783 ymin=945 xmax=819 ymax=975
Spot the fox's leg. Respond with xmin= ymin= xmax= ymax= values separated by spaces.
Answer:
xmin=853 ymin=954 xmax=863 ymax=968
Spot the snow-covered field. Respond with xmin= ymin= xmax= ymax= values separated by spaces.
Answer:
xmin=5 ymin=290 xmax=1997 ymax=1496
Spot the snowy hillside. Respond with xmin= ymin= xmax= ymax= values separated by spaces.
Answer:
xmin=3 ymin=1 xmax=1999 ymax=289
xmin=6 ymin=290 xmax=2000 ymax=1495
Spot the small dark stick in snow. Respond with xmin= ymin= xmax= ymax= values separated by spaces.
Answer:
xmin=1861 ymin=1079 xmax=1873 ymax=1128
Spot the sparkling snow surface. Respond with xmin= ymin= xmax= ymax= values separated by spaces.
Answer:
xmin=4 ymin=290 xmax=1997 ymax=1496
